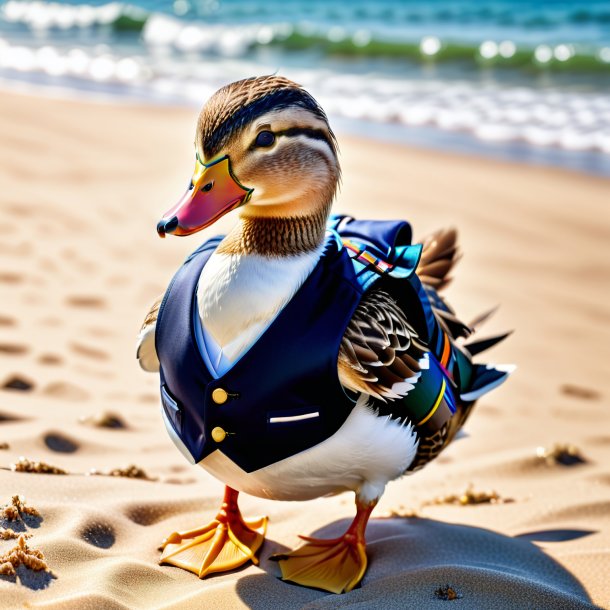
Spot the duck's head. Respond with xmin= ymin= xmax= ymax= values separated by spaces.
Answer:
xmin=157 ymin=75 xmax=340 ymax=241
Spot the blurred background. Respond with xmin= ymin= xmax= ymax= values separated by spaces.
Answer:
xmin=1 ymin=0 xmax=609 ymax=175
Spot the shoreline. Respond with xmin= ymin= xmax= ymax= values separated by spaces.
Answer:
xmin=0 ymin=90 xmax=608 ymax=609
xmin=1 ymin=78 xmax=609 ymax=179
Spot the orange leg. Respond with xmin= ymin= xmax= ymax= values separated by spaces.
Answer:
xmin=160 ymin=486 xmax=267 ymax=579
xmin=273 ymin=496 xmax=377 ymax=594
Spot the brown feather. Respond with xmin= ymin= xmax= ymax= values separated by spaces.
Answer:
xmin=140 ymin=295 xmax=163 ymax=332
xmin=217 ymin=206 xmax=330 ymax=256
xmin=388 ymin=355 xmax=419 ymax=380
xmin=434 ymin=308 xmax=472 ymax=339
xmin=468 ymin=306 xmax=499 ymax=330
xmin=353 ymin=344 xmax=382 ymax=366
xmin=418 ymin=227 xmax=460 ymax=292
xmin=376 ymin=366 xmax=408 ymax=388
xmin=420 ymin=259 xmax=454 ymax=278
xmin=197 ymin=76 xmax=301 ymax=157
xmin=338 ymin=289 xmax=426 ymax=400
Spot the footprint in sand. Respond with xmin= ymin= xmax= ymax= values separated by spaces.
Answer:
xmin=38 ymin=353 xmax=63 ymax=366
xmin=3 ymin=202 xmax=33 ymax=217
xmin=69 ymin=342 xmax=109 ymax=361
xmin=125 ymin=500 xmax=202 ymax=526
xmin=66 ymin=296 xmax=106 ymax=309
xmin=42 ymin=381 xmax=89 ymax=401
xmin=560 ymin=384 xmax=601 ymax=401
xmin=0 ymin=410 xmax=24 ymax=423
xmin=80 ymin=522 xmax=116 ymax=549
xmin=43 ymin=432 xmax=79 ymax=454
xmin=0 ymin=272 xmax=22 ymax=284
xmin=0 ymin=344 xmax=28 ymax=355
xmin=168 ymin=465 xmax=188 ymax=474
xmin=0 ymin=316 xmax=15 ymax=327
xmin=2 ymin=375 xmax=34 ymax=391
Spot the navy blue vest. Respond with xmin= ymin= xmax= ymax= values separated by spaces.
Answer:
xmin=156 ymin=216 xmax=431 ymax=472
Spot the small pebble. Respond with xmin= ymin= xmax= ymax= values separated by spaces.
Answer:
xmin=535 ymin=444 xmax=587 ymax=466
xmin=2 ymin=376 xmax=34 ymax=391
xmin=435 ymin=584 xmax=462 ymax=600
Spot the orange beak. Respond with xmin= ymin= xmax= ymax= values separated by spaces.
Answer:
xmin=157 ymin=155 xmax=253 ymax=237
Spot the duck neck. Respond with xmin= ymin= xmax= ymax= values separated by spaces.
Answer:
xmin=217 ymin=202 xmax=331 ymax=257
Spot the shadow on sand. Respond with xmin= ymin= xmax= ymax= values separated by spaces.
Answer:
xmin=0 ymin=565 xmax=56 ymax=591
xmin=235 ymin=517 xmax=600 ymax=609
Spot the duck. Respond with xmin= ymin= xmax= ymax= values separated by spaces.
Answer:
xmin=136 ymin=75 xmax=514 ymax=594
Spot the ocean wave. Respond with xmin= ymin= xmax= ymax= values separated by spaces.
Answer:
xmin=1 ymin=37 xmax=609 ymax=156
xmin=1 ymin=1 xmax=148 ymax=31
xmin=2 ymin=0 xmax=609 ymax=162
xmin=142 ymin=13 xmax=610 ymax=74
xmin=3 ymin=1 xmax=610 ymax=74
xmin=6 ymin=0 xmax=610 ymax=31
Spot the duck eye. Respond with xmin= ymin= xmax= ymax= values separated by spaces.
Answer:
xmin=201 ymin=181 xmax=214 ymax=192
xmin=255 ymin=130 xmax=275 ymax=148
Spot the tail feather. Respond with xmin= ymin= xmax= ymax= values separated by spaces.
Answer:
xmin=417 ymin=230 xmax=514 ymax=405
xmin=468 ymin=306 xmax=499 ymax=330
xmin=461 ymin=363 xmax=515 ymax=402
xmin=418 ymin=228 xmax=459 ymax=291
xmin=463 ymin=331 xmax=513 ymax=357
xmin=434 ymin=307 xmax=472 ymax=339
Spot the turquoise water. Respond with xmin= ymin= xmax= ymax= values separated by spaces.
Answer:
xmin=1 ymin=0 xmax=609 ymax=172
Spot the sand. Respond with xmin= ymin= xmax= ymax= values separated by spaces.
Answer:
xmin=0 ymin=91 xmax=608 ymax=609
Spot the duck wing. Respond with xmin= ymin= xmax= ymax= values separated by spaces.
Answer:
xmin=338 ymin=289 xmax=426 ymax=400
xmin=137 ymin=295 xmax=162 ymax=372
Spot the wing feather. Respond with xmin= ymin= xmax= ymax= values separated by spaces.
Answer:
xmin=338 ymin=290 xmax=427 ymax=400
xmin=136 ymin=295 xmax=163 ymax=372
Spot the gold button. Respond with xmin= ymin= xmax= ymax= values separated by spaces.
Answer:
xmin=212 ymin=388 xmax=229 ymax=404
xmin=211 ymin=427 xmax=227 ymax=443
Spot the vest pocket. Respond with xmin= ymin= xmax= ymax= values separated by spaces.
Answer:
xmin=266 ymin=406 xmax=324 ymax=440
xmin=161 ymin=384 xmax=182 ymax=433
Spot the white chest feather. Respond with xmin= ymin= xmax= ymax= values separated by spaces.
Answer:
xmin=197 ymin=246 xmax=323 ymax=363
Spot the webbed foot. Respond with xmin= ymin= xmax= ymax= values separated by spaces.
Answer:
xmin=160 ymin=487 xmax=268 ymax=578
xmin=271 ymin=498 xmax=376 ymax=594
xmin=273 ymin=533 xmax=367 ymax=593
